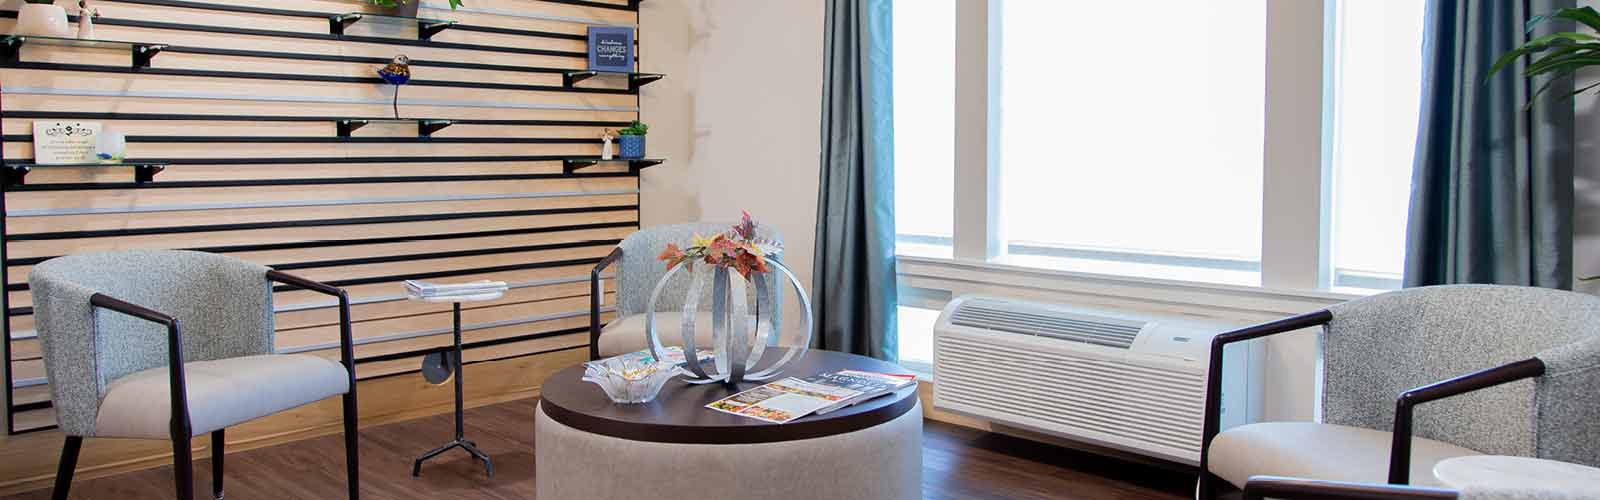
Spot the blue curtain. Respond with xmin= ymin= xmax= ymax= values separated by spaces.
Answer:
xmin=813 ymin=0 xmax=898 ymax=361
xmin=1405 ymin=0 xmax=1575 ymax=288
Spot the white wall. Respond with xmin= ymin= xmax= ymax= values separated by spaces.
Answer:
xmin=638 ymin=0 xmax=826 ymax=335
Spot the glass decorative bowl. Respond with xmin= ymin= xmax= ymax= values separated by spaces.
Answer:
xmin=582 ymin=356 xmax=683 ymax=404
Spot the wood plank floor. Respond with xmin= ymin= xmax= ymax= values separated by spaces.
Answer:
xmin=4 ymin=398 xmax=1193 ymax=499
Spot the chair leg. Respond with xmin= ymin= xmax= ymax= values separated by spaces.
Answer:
xmin=173 ymin=434 xmax=195 ymax=500
xmin=52 ymin=436 xmax=82 ymax=500
xmin=211 ymin=429 xmax=225 ymax=500
xmin=343 ymin=391 xmax=360 ymax=500
xmin=1196 ymin=471 xmax=1217 ymax=500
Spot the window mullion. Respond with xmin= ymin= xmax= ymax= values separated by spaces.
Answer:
xmin=1260 ymin=0 xmax=1330 ymax=290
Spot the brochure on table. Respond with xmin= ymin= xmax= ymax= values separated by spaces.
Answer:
xmin=705 ymin=370 xmax=915 ymax=424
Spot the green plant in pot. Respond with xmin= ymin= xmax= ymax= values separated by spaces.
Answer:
xmin=16 ymin=0 xmax=72 ymax=37
xmin=1489 ymin=6 xmax=1600 ymax=104
xmin=617 ymin=120 xmax=649 ymax=159
xmin=367 ymin=0 xmax=463 ymax=18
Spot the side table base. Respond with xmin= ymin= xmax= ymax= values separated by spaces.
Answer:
xmin=412 ymin=438 xmax=493 ymax=478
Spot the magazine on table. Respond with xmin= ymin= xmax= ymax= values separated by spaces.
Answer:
xmin=705 ymin=370 xmax=916 ymax=424
xmin=403 ymin=279 xmax=507 ymax=298
xmin=806 ymin=370 xmax=916 ymax=415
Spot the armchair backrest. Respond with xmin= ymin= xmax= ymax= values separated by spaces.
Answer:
xmin=29 ymin=250 xmax=274 ymax=436
xmin=613 ymin=222 xmax=784 ymax=320
xmin=1321 ymin=284 xmax=1600 ymax=466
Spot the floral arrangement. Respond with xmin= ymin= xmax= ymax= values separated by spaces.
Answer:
xmin=657 ymin=211 xmax=783 ymax=279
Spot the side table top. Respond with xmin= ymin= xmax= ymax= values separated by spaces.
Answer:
xmin=1434 ymin=455 xmax=1600 ymax=498
xmin=539 ymin=349 xmax=919 ymax=444
xmin=408 ymin=291 xmax=505 ymax=303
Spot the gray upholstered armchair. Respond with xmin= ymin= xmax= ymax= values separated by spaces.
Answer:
xmin=1198 ymin=285 xmax=1600 ymax=498
xmin=29 ymin=250 xmax=360 ymax=500
xmin=589 ymin=222 xmax=783 ymax=359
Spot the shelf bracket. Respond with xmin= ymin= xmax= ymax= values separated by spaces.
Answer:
xmin=629 ymin=159 xmax=665 ymax=173
xmin=418 ymin=21 xmax=454 ymax=41
xmin=336 ymin=120 xmax=369 ymax=138
xmin=133 ymin=164 xmax=165 ymax=183
xmin=1 ymin=39 xmax=20 ymax=65
xmin=418 ymin=119 xmax=453 ymax=138
xmin=329 ymin=13 xmax=361 ymax=36
xmin=563 ymin=159 xmax=600 ymax=174
xmin=3 ymin=166 xmax=30 ymax=187
xmin=629 ymin=73 xmax=665 ymax=91
xmin=563 ymin=71 xmax=598 ymax=88
xmin=131 ymin=44 xmax=163 ymax=69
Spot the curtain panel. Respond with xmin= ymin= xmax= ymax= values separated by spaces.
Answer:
xmin=813 ymin=0 xmax=898 ymax=361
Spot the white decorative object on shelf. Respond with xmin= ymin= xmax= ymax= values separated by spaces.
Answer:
xmin=75 ymin=1 xmax=98 ymax=40
xmin=15 ymin=2 xmax=71 ymax=37
xmin=582 ymin=355 xmax=682 ymax=404
xmin=94 ymin=129 xmax=124 ymax=163
xmin=601 ymin=130 xmax=614 ymax=160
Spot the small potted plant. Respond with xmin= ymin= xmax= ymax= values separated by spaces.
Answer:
xmin=366 ymin=0 xmax=463 ymax=18
xmin=16 ymin=0 xmax=71 ymax=37
xmin=617 ymin=120 xmax=648 ymax=159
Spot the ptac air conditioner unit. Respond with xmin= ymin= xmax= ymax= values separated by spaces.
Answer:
xmin=933 ymin=295 xmax=1264 ymax=466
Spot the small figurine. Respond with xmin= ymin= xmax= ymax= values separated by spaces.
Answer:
xmin=377 ymin=55 xmax=412 ymax=119
xmin=601 ymin=129 xmax=614 ymax=160
xmin=76 ymin=0 xmax=99 ymax=40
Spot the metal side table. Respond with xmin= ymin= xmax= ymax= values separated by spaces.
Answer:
xmin=409 ymin=289 xmax=505 ymax=478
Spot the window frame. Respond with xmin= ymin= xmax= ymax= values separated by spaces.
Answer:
xmin=899 ymin=0 xmax=1397 ymax=296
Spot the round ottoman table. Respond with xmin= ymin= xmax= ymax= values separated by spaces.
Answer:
xmin=536 ymin=349 xmax=922 ymax=500
xmin=1434 ymin=456 xmax=1600 ymax=499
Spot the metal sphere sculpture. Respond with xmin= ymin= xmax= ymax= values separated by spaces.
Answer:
xmin=644 ymin=214 xmax=813 ymax=385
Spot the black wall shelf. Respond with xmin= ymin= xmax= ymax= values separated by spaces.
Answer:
xmin=338 ymin=119 xmax=455 ymax=138
xmin=4 ymin=162 xmax=167 ymax=187
xmin=329 ymin=13 xmax=457 ymax=40
xmin=7 ymin=111 xmax=634 ymax=128
xmin=563 ymin=157 xmax=665 ymax=173
xmin=563 ymin=71 xmax=664 ymax=91
xmin=1 ymin=35 xmax=166 ymax=69
xmin=0 ymin=60 xmax=636 ymax=96
xmin=0 ymin=10 xmax=591 ymax=61
xmin=0 ymin=134 xmax=602 ymax=145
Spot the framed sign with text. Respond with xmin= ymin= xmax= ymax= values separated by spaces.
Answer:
xmin=32 ymin=121 xmax=101 ymax=164
xmin=587 ymin=26 xmax=634 ymax=73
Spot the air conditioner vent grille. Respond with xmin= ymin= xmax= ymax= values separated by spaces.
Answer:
xmin=950 ymin=298 xmax=1142 ymax=349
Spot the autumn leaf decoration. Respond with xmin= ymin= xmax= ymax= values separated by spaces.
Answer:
xmin=657 ymin=211 xmax=784 ymax=280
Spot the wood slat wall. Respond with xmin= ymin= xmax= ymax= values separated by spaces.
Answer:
xmin=1 ymin=0 xmax=642 ymax=435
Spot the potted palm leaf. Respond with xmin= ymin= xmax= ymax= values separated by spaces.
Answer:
xmin=1490 ymin=6 xmax=1600 ymax=104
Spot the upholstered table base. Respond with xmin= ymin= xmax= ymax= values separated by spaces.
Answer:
xmin=535 ymin=400 xmax=923 ymax=500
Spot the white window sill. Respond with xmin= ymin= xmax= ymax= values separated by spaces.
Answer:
xmin=895 ymin=254 xmax=1359 ymax=317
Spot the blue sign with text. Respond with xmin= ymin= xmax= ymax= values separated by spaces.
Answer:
xmin=587 ymin=26 xmax=635 ymax=73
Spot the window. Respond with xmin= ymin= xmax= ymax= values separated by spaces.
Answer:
xmin=888 ymin=0 xmax=1426 ymax=295
xmin=1327 ymin=0 xmax=1426 ymax=292
xmin=993 ymin=1 xmax=1267 ymax=286
xmin=891 ymin=0 xmax=956 ymax=258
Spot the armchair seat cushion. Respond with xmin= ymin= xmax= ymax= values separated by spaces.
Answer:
xmin=1208 ymin=422 xmax=1482 ymax=489
xmin=597 ymin=312 xmax=774 ymax=358
xmin=93 ymin=354 xmax=350 ymax=439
